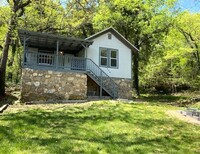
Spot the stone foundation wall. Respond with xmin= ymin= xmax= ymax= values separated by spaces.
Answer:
xmin=87 ymin=76 xmax=100 ymax=96
xmin=112 ymin=78 xmax=133 ymax=99
xmin=21 ymin=68 xmax=87 ymax=102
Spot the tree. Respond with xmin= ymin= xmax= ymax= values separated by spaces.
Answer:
xmin=0 ymin=0 xmax=31 ymax=96
xmin=18 ymin=0 xmax=98 ymax=38
xmin=93 ymin=0 xmax=178 ymax=95
xmin=63 ymin=0 xmax=99 ymax=38
xmin=177 ymin=12 xmax=200 ymax=75
xmin=19 ymin=0 xmax=65 ymax=33
xmin=141 ymin=12 xmax=200 ymax=92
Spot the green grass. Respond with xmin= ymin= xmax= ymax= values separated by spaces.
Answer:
xmin=191 ymin=102 xmax=200 ymax=110
xmin=139 ymin=93 xmax=188 ymax=103
xmin=0 ymin=101 xmax=199 ymax=154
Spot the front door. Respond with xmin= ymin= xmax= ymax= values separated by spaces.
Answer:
xmin=64 ymin=54 xmax=74 ymax=69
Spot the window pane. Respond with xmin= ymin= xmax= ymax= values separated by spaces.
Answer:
xmin=111 ymin=59 xmax=117 ymax=67
xmin=101 ymin=58 xmax=107 ymax=66
xmin=111 ymin=50 xmax=117 ymax=58
xmin=101 ymin=49 xmax=107 ymax=57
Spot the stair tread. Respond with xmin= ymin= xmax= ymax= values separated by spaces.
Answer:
xmin=86 ymin=68 xmax=118 ymax=98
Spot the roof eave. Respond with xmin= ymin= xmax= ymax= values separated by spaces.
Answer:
xmin=86 ymin=27 xmax=139 ymax=53
xmin=18 ymin=29 xmax=93 ymax=45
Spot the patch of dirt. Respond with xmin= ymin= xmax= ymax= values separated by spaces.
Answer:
xmin=3 ymin=101 xmax=96 ymax=114
xmin=4 ymin=104 xmax=70 ymax=113
xmin=0 ymin=94 xmax=18 ymax=107
xmin=0 ymin=85 xmax=21 ymax=108
xmin=166 ymin=110 xmax=200 ymax=125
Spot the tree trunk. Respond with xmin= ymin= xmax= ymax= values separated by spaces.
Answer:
xmin=0 ymin=10 xmax=16 ymax=96
xmin=0 ymin=29 xmax=12 ymax=96
xmin=0 ymin=0 xmax=31 ymax=96
xmin=133 ymin=51 xmax=139 ymax=96
xmin=195 ymin=50 xmax=200 ymax=74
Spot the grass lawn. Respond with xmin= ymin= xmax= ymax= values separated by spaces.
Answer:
xmin=0 ymin=101 xmax=199 ymax=154
xmin=192 ymin=102 xmax=200 ymax=110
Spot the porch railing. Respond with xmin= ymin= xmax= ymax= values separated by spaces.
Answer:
xmin=24 ymin=52 xmax=86 ymax=70
xmin=23 ymin=52 xmax=118 ymax=98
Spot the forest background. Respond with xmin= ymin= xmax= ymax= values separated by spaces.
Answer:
xmin=0 ymin=0 xmax=199 ymax=96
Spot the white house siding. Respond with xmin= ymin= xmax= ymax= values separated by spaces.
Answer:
xmin=86 ymin=33 xmax=132 ymax=79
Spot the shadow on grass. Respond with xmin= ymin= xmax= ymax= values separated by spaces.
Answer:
xmin=0 ymin=102 xmax=199 ymax=153
xmin=138 ymin=94 xmax=187 ymax=103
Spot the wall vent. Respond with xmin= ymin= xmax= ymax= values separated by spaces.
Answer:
xmin=108 ymin=33 xmax=112 ymax=39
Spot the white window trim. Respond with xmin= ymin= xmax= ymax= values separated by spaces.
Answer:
xmin=99 ymin=47 xmax=119 ymax=69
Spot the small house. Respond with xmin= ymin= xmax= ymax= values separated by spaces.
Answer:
xmin=18 ymin=27 xmax=139 ymax=102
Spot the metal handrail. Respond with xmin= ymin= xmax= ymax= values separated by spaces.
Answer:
xmin=86 ymin=58 xmax=118 ymax=98
xmin=87 ymin=58 xmax=118 ymax=87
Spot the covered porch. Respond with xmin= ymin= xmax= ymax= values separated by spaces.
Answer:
xmin=18 ymin=29 xmax=93 ymax=71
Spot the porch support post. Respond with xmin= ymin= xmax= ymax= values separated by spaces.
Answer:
xmin=100 ymin=71 xmax=102 ymax=98
xmin=23 ymin=35 xmax=26 ymax=66
xmin=85 ymin=47 xmax=87 ymax=58
xmin=56 ymin=40 xmax=59 ymax=68
xmin=81 ymin=43 xmax=88 ymax=58
xmin=23 ymin=36 xmax=31 ymax=66
xmin=81 ymin=43 xmax=89 ymax=71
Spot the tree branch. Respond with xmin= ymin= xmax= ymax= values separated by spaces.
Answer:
xmin=13 ymin=0 xmax=31 ymax=12
xmin=178 ymin=27 xmax=200 ymax=71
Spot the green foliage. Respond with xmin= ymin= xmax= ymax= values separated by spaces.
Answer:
xmin=191 ymin=102 xmax=200 ymax=110
xmin=0 ymin=0 xmax=199 ymax=92
xmin=93 ymin=0 xmax=177 ymax=59
xmin=6 ymin=46 xmax=22 ymax=83
xmin=18 ymin=0 xmax=65 ymax=32
xmin=0 ymin=101 xmax=199 ymax=153
xmin=0 ymin=6 xmax=9 ymax=45
xmin=140 ymin=11 xmax=200 ymax=92
xmin=63 ymin=0 xmax=98 ymax=37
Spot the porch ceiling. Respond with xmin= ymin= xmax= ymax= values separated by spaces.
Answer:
xmin=18 ymin=29 xmax=93 ymax=53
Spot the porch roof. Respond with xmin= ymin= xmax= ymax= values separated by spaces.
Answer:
xmin=18 ymin=29 xmax=93 ymax=54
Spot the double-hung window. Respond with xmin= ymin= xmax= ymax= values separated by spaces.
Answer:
xmin=100 ymin=48 xmax=118 ymax=68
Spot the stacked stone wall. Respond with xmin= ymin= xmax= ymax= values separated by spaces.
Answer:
xmin=21 ymin=68 xmax=87 ymax=102
xmin=87 ymin=76 xmax=100 ymax=96
xmin=112 ymin=78 xmax=133 ymax=99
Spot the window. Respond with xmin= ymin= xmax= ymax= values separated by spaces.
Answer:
xmin=100 ymin=48 xmax=118 ymax=68
xmin=100 ymin=48 xmax=108 ymax=66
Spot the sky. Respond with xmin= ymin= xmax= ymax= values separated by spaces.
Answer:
xmin=0 ymin=0 xmax=200 ymax=12
xmin=178 ymin=0 xmax=200 ymax=12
